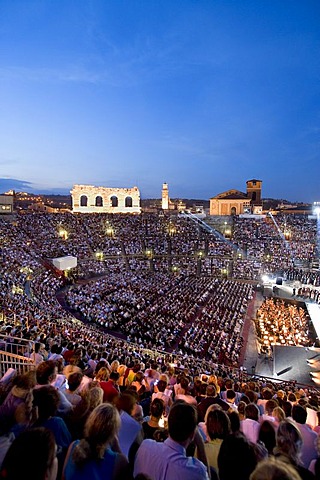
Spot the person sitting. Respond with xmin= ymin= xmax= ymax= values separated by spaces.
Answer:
xmin=152 ymin=378 xmax=172 ymax=416
xmin=64 ymin=372 xmax=83 ymax=406
xmin=291 ymin=404 xmax=318 ymax=470
xmin=258 ymin=420 xmax=276 ymax=455
xmin=0 ymin=370 xmax=36 ymax=434
xmin=201 ymin=408 xmax=231 ymax=475
xmin=197 ymin=384 xmax=229 ymax=423
xmin=35 ymin=361 xmax=72 ymax=417
xmin=142 ymin=398 xmax=165 ymax=440
xmin=134 ymin=401 xmax=209 ymax=480
xmin=241 ymin=403 xmax=260 ymax=443
xmin=260 ymin=399 xmax=278 ymax=424
xmin=274 ymin=419 xmax=315 ymax=480
xmin=32 ymin=385 xmax=72 ymax=474
xmin=218 ymin=432 xmax=257 ymax=480
xmin=62 ymin=403 xmax=131 ymax=480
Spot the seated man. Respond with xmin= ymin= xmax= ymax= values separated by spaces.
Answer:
xmin=134 ymin=401 xmax=209 ymax=480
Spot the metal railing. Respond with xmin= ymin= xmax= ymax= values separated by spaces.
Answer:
xmin=0 ymin=350 xmax=35 ymax=378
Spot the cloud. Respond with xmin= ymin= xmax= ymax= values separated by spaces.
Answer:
xmin=0 ymin=178 xmax=34 ymax=193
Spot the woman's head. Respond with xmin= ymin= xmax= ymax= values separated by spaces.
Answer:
xmin=84 ymin=403 xmax=120 ymax=447
xmin=206 ymin=409 xmax=231 ymax=440
xmin=95 ymin=367 xmax=109 ymax=382
xmin=276 ymin=419 xmax=302 ymax=464
xmin=87 ymin=386 xmax=103 ymax=410
xmin=272 ymin=407 xmax=285 ymax=423
xmin=150 ymin=398 xmax=165 ymax=419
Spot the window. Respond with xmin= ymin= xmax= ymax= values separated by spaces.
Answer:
xmin=110 ymin=196 xmax=118 ymax=207
xmin=125 ymin=196 xmax=132 ymax=207
xmin=80 ymin=195 xmax=88 ymax=207
xmin=95 ymin=196 xmax=103 ymax=207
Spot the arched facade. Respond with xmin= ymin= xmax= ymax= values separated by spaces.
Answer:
xmin=71 ymin=185 xmax=141 ymax=214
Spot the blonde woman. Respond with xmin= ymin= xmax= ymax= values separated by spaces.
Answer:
xmin=272 ymin=406 xmax=285 ymax=428
xmin=208 ymin=375 xmax=220 ymax=395
xmin=62 ymin=403 xmax=130 ymax=480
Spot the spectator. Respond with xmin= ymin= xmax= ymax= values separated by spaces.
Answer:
xmin=134 ymin=402 xmax=209 ymax=479
xmin=62 ymin=403 xmax=130 ymax=480
xmin=0 ymin=427 xmax=58 ymax=480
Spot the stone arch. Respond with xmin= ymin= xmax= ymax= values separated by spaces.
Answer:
xmin=110 ymin=196 xmax=118 ymax=207
xmin=125 ymin=196 xmax=133 ymax=208
xmin=231 ymin=206 xmax=237 ymax=215
xmin=80 ymin=195 xmax=88 ymax=207
xmin=95 ymin=196 xmax=103 ymax=207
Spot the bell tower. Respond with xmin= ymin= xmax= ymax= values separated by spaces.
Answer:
xmin=162 ymin=182 xmax=169 ymax=210
xmin=246 ymin=179 xmax=262 ymax=205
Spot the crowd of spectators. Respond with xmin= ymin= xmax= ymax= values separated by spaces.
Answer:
xmin=0 ymin=210 xmax=319 ymax=478
xmin=0 ymin=349 xmax=320 ymax=479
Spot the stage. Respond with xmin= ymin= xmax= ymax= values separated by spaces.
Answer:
xmin=254 ymin=345 xmax=320 ymax=387
xmin=245 ymin=279 xmax=320 ymax=387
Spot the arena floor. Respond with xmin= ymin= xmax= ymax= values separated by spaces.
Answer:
xmin=255 ymin=345 xmax=320 ymax=387
xmin=242 ymin=279 xmax=320 ymax=388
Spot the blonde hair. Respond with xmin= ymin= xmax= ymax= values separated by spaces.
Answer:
xmin=250 ymin=457 xmax=301 ymax=480
xmin=110 ymin=360 xmax=119 ymax=372
xmin=208 ymin=374 xmax=220 ymax=393
xmin=87 ymin=386 xmax=103 ymax=410
xmin=272 ymin=406 xmax=285 ymax=423
xmin=72 ymin=403 xmax=120 ymax=465
xmin=95 ymin=367 xmax=109 ymax=382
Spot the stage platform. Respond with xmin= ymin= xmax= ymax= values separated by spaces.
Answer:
xmin=255 ymin=345 xmax=320 ymax=387
xmin=244 ymin=279 xmax=320 ymax=387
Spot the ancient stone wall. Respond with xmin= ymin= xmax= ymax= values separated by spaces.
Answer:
xmin=71 ymin=184 xmax=141 ymax=214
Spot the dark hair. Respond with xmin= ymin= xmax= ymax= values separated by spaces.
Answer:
xmin=33 ymin=386 xmax=60 ymax=421
xmin=245 ymin=403 xmax=259 ymax=421
xmin=1 ymin=427 xmax=56 ymax=480
xmin=218 ymin=432 xmax=257 ymax=480
xmin=157 ymin=380 xmax=167 ymax=393
xmin=265 ymin=399 xmax=277 ymax=415
xmin=116 ymin=391 xmax=137 ymax=414
xmin=291 ymin=404 xmax=307 ymax=425
xmin=68 ymin=372 xmax=83 ymax=392
xmin=224 ymin=379 xmax=233 ymax=389
xmin=109 ymin=371 xmax=120 ymax=381
xmin=150 ymin=398 xmax=165 ymax=418
xmin=282 ymin=401 xmax=292 ymax=418
xmin=258 ymin=420 xmax=276 ymax=455
xmin=262 ymin=389 xmax=273 ymax=400
xmin=206 ymin=409 xmax=231 ymax=440
xmin=228 ymin=411 xmax=241 ymax=433
xmin=168 ymin=402 xmax=197 ymax=443
xmin=36 ymin=360 xmax=57 ymax=385
xmin=245 ymin=390 xmax=257 ymax=403
xmin=226 ymin=389 xmax=236 ymax=401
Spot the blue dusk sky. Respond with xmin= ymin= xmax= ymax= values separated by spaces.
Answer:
xmin=0 ymin=1 xmax=319 ymax=201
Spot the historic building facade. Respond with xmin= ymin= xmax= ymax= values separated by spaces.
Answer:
xmin=210 ymin=179 xmax=262 ymax=216
xmin=71 ymin=184 xmax=141 ymax=214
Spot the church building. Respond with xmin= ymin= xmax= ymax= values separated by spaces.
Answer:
xmin=209 ymin=179 xmax=263 ymax=216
